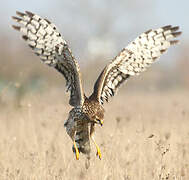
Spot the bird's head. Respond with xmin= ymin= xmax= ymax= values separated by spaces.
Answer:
xmin=93 ymin=116 xmax=104 ymax=126
xmin=92 ymin=107 xmax=105 ymax=126
xmin=84 ymin=97 xmax=105 ymax=126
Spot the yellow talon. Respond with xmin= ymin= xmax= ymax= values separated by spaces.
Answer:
xmin=73 ymin=141 xmax=79 ymax=160
xmin=75 ymin=149 xmax=79 ymax=160
xmin=91 ymin=136 xmax=102 ymax=160
xmin=96 ymin=147 xmax=102 ymax=160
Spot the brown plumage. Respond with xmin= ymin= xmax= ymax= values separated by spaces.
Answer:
xmin=12 ymin=11 xmax=181 ymax=162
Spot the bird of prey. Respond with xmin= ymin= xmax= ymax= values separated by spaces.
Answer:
xmin=12 ymin=11 xmax=181 ymax=161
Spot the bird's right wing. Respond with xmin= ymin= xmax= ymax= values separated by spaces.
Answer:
xmin=91 ymin=25 xmax=181 ymax=104
xmin=12 ymin=11 xmax=84 ymax=107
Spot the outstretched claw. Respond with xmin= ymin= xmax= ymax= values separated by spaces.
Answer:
xmin=75 ymin=149 xmax=79 ymax=160
xmin=96 ymin=146 xmax=102 ymax=160
xmin=91 ymin=136 xmax=102 ymax=160
xmin=73 ymin=141 xmax=80 ymax=160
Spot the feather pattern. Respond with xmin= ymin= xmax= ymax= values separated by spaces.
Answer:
xmin=12 ymin=12 xmax=182 ymax=160
xmin=92 ymin=25 xmax=181 ymax=104
xmin=12 ymin=11 xmax=84 ymax=107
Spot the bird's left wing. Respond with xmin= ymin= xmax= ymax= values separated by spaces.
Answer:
xmin=91 ymin=25 xmax=181 ymax=104
xmin=12 ymin=11 xmax=84 ymax=107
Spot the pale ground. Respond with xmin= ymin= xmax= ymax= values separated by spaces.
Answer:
xmin=0 ymin=89 xmax=189 ymax=180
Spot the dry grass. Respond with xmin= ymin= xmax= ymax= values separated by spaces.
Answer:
xmin=0 ymin=89 xmax=189 ymax=180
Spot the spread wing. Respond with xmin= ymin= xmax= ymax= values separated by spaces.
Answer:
xmin=91 ymin=25 xmax=181 ymax=104
xmin=12 ymin=11 xmax=84 ymax=107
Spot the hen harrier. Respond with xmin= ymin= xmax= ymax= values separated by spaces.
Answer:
xmin=12 ymin=11 xmax=181 ymax=160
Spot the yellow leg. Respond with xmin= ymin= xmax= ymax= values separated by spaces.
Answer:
xmin=73 ymin=141 xmax=79 ymax=160
xmin=91 ymin=136 xmax=102 ymax=160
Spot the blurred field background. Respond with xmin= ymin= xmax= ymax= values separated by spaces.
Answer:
xmin=0 ymin=0 xmax=189 ymax=179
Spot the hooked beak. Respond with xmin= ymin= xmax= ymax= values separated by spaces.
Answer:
xmin=99 ymin=119 xmax=103 ymax=126
xmin=93 ymin=118 xmax=104 ymax=126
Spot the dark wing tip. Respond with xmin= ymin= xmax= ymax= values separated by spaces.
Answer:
xmin=162 ymin=25 xmax=172 ymax=30
xmin=163 ymin=25 xmax=182 ymax=43
xmin=16 ymin=11 xmax=25 ymax=17
xmin=172 ymin=31 xmax=182 ymax=37
xmin=45 ymin=18 xmax=51 ymax=24
xmin=12 ymin=25 xmax=20 ymax=31
xmin=22 ymin=35 xmax=28 ymax=41
xmin=162 ymin=25 xmax=182 ymax=36
xmin=25 ymin=11 xmax=34 ymax=17
xmin=160 ymin=49 xmax=166 ymax=54
xmin=28 ymin=44 xmax=35 ymax=49
xmin=170 ymin=40 xmax=179 ymax=45
xmin=12 ymin=16 xmax=22 ymax=22
xmin=171 ymin=26 xmax=179 ymax=32
xmin=144 ymin=29 xmax=152 ymax=34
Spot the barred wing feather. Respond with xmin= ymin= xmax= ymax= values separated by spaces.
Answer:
xmin=92 ymin=25 xmax=181 ymax=104
xmin=12 ymin=11 xmax=84 ymax=107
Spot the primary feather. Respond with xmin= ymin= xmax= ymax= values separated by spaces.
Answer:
xmin=91 ymin=25 xmax=181 ymax=104
xmin=12 ymin=11 xmax=181 ymax=161
xmin=12 ymin=11 xmax=84 ymax=107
